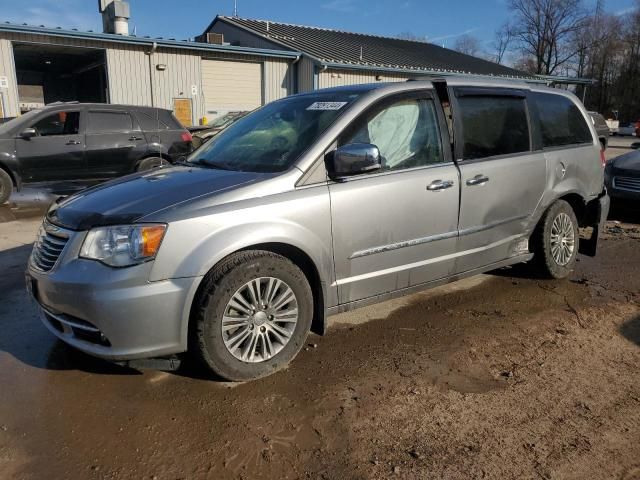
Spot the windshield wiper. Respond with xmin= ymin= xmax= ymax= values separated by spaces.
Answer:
xmin=190 ymin=159 xmax=233 ymax=171
xmin=174 ymin=158 xmax=193 ymax=167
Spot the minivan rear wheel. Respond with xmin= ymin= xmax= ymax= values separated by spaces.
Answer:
xmin=0 ymin=169 xmax=13 ymax=204
xmin=531 ymin=200 xmax=579 ymax=279
xmin=190 ymin=251 xmax=313 ymax=381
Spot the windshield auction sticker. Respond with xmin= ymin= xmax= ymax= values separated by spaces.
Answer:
xmin=306 ymin=102 xmax=348 ymax=111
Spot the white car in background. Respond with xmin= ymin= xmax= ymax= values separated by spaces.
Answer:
xmin=617 ymin=123 xmax=637 ymax=136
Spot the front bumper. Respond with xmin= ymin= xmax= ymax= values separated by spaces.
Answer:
xmin=605 ymin=171 xmax=640 ymax=202
xmin=26 ymin=239 xmax=203 ymax=361
xmin=607 ymin=184 xmax=640 ymax=202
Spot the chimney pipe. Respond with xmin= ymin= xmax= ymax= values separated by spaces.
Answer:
xmin=99 ymin=0 xmax=130 ymax=35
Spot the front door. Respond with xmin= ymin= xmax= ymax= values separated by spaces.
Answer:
xmin=17 ymin=109 xmax=85 ymax=183
xmin=329 ymin=91 xmax=460 ymax=304
xmin=451 ymin=88 xmax=546 ymax=273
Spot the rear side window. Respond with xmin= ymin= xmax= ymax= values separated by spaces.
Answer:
xmin=160 ymin=111 xmax=183 ymax=129
xmin=135 ymin=110 xmax=181 ymax=130
xmin=457 ymin=95 xmax=530 ymax=160
xmin=535 ymin=93 xmax=592 ymax=148
xmin=87 ymin=111 xmax=133 ymax=133
xmin=32 ymin=111 xmax=80 ymax=136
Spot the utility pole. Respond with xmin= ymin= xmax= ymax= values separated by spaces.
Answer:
xmin=233 ymin=0 xmax=238 ymax=17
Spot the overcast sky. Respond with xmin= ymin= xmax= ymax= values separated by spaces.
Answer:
xmin=0 ymin=0 xmax=637 ymax=51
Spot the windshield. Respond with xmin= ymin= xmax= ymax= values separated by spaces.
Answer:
xmin=0 ymin=109 xmax=41 ymax=135
xmin=189 ymin=91 xmax=362 ymax=173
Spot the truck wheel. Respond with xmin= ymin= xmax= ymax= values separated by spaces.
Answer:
xmin=137 ymin=157 xmax=169 ymax=171
xmin=0 ymin=169 xmax=13 ymax=204
xmin=531 ymin=200 xmax=579 ymax=279
xmin=191 ymin=251 xmax=313 ymax=381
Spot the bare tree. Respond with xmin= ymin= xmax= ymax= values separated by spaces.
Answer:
xmin=507 ymin=0 xmax=588 ymax=75
xmin=453 ymin=34 xmax=483 ymax=56
xmin=493 ymin=23 xmax=514 ymax=64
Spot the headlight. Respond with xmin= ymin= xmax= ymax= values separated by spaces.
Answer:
xmin=80 ymin=224 xmax=167 ymax=267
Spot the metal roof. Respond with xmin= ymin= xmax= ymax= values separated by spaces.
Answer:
xmin=0 ymin=21 xmax=301 ymax=59
xmin=211 ymin=16 xmax=536 ymax=80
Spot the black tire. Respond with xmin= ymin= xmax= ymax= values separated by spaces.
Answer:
xmin=0 ymin=169 xmax=13 ymax=205
xmin=531 ymin=200 xmax=579 ymax=279
xmin=190 ymin=250 xmax=313 ymax=381
xmin=136 ymin=156 xmax=169 ymax=171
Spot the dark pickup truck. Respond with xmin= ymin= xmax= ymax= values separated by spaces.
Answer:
xmin=0 ymin=103 xmax=192 ymax=203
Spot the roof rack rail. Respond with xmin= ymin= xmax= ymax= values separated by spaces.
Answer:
xmin=46 ymin=100 xmax=80 ymax=105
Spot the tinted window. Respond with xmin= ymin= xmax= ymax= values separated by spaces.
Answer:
xmin=458 ymin=95 xmax=530 ymax=160
xmin=32 ymin=111 xmax=80 ymax=136
xmin=87 ymin=111 xmax=133 ymax=133
xmin=135 ymin=111 xmax=171 ymax=131
xmin=535 ymin=93 xmax=592 ymax=147
xmin=191 ymin=91 xmax=361 ymax=173
xmin=161 ymin=111 xmax=183 ymax=129
xmin=341 ymin=97 xmax=444 ymax=170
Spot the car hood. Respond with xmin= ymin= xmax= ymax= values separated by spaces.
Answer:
xmin=610 ymin=151 xmax=640 ymax=174
xmin=47 ymin=165 xmax=266 ymax=230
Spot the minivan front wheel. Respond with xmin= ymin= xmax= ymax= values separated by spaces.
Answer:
xmin=191 ymin=251 xmax=313 ymax=381
xmin=532 ymin=200 xmax=579 ymax=279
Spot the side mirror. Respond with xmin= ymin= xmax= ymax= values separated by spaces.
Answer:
xmin=19 ymin=128 xmax=37 ymax=139
xmin=326 ymin=143 xmax=382 ymax=179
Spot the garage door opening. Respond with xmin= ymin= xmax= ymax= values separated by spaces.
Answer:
xmin=201 ymin=59 xmax=263 ymax=122
xmin=12 ymin=43 xmax=108 ymax=113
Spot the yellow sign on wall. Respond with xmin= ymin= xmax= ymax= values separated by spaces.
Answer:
xmin=173 ymin=98 xmax=192 ymax=127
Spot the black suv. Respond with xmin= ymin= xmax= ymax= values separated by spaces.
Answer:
xmin=0 ymin=103 xmax=192 ymax=203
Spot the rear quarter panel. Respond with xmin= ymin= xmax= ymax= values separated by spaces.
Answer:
xmin=530 ymin=89 xmax=604 ymax=222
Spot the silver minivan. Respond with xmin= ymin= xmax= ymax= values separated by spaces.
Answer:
xmin=26 ymin=78 xmax=609 ymax=381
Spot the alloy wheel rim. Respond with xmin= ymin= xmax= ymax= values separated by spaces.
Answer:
xmin=550 ymin=212 xmax=576 ymax=266
xmin=221 ymin=277 xmax=298 ymax=363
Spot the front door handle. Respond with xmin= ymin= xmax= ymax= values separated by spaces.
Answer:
xmin=65 ymin=140 xmax=81 ymax=145
xmin=427 ymin=180 xmax=455 ymax=191
xmin=129 ymin=136 xmax=143 ymax=141
xmin=466 ymin=175 xmax=490 ymax=186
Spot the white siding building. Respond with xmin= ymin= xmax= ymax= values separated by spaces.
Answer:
xmin=0 ymin=23 xmax=300 ymax=125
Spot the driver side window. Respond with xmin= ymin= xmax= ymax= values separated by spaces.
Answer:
xmin=32 ymin=111 xmax=80 ymax=137
xmin=340 ymin=96 xmax=444 ymax=171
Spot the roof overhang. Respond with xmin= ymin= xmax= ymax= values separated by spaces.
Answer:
xmin=317 ymin=60 xmax=546 ymax=83
xmin=535 ymin=74 xmax=596 ymax=86
xmin=0 ymin=22 xmax=302 ymax=59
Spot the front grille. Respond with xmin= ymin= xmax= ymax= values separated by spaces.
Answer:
xmin=613 ymin=176 xmax=640 ymax=193
xmin=30 ymin=221 xmax=71 ymax=272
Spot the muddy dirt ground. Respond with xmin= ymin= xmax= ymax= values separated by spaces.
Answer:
xmin=0 ymin=140 xmax=639 ymax=480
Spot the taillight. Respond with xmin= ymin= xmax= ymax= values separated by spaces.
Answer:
xmin=600 ymin=149 xmax=606 ymax=168
xmin=181 ymin=132 xmax=192 ymax=142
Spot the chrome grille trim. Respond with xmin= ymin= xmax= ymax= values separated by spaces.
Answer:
xmin=613 ymin=176 xmax=640 ymax=193
xmin=30 ymin=221 xmax=73 ymax=273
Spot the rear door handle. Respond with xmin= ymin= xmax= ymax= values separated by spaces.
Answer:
xmin=65 ymin=140 xmax=81 ymax=145
xmin=129 ymin=136 xmax=143 ymax=141
xmin=466 ymin=175 xmax=490 ymax=186
xmin=427 ymin=180 xmax=455 ymax=191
